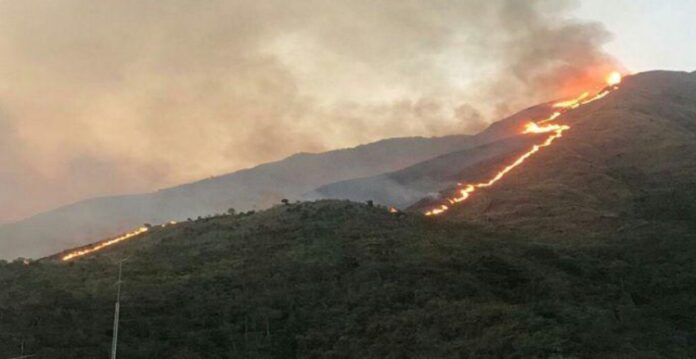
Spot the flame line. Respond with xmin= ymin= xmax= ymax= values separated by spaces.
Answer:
xmin=61 ymin=227 xmax=149 ymax=261
xmin=424 ymin=74 xmax=621 ymax=216
xmin=60 ymin=221 xmax=177 ymax=261
xmin=425 ymin=126 xmax=568 ymax=216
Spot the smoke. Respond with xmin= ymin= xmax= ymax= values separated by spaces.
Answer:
xmin=0 ymin=0 xmax=618 ymax=221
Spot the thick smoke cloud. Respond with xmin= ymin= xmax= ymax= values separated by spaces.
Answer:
xmin=0 ymin=0 xmax=618 ymax=222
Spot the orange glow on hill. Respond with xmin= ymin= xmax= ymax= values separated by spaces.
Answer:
xmin=61 ymin=221 xmax=177 ymax=261
xmin=552 ymin=92 xmax=589 ymax=109
xmin=424 ymin=72 xmax=621 ymax=216
xmin=523 ymin=122 xmax=568 ymax=134
xmin=61 ymin=227 xmax=149 ymax=261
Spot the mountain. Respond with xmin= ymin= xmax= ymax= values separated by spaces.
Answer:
xmin=313 ymin=71 xmax=696 ymax=240
xmin=307 ymin=103 xmax=555 ymax=207
xmin=6 ymin=70 xmax=694 ymax=261
xmin=415 ymin=70 xmax=696 ymax=238
xmin=2 ymin=200 xmax=695 ymax=358
xmin=0 ymin=134 xmax=478 ymax=260
xmin=308 ymin=135 xmax=541 ymax=208
xmin=2 ymin=70 xmax=696 ymax=358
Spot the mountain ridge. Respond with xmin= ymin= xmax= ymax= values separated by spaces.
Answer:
xmin=307 ymin=100 xmax=561 ymax=208
xmin=0 ymin=133 xmax=476 ymax=260
xmin=418 ymin=70 xmax=696 ymax=238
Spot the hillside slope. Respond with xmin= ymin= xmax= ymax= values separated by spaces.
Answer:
xmin=0 ymin=134 xmax=473 ymax=260
xmin=308 ymin=104 xmax=554 ymax=208
xmin=316 ymin=72 xmax=696 ymax=233
xmin=1 ymin=200 xmax=695 ymax=358
xmin=2 ymin=71 xmax=696 ymax=358
xmin=309 ymin=135 xmax=541 ymax=208
xmin=420 ymin=71 xmax=696 ymax=237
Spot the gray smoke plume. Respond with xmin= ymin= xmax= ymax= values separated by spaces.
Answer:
xmin=0 ymin=0 xmax=618 ymax=221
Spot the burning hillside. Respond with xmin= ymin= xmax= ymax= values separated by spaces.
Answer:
xmin=6 ymin=68 xmax=696 ymax=358
xmin=424 ymin=72 xmax=622 ymax=216
xmin=56 ymin=221 xmax=176 ymax=261
xmin=50 ymin=72 xmax=627 ymax=261
xmin=434 ymin=70 xmax=696 ymax=237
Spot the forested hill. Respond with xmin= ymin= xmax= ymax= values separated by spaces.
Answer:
xmin=2 ymin=200 xmax=695 ymax=358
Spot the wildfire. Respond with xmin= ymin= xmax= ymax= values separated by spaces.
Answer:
xmin=552 ymin=92 xmax=589 ymax=109
xmin=606 ymin=71 xmax=622 ymax=86
xmin=56 ymin=73 xmax=625 ymax=254
xmin=424 ymin=72 xmax=622 ymax=216
xmin=61 ymin=221 xmax=178 ymax=261
xmin=523 ymin=122 xmax=568 ymax=134
xmin=61 ymin=227 xmax=149 ymax=261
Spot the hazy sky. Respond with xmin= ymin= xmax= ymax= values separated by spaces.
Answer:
xmin=577 ymin=0 xmax=696 ymax=72
xmin=0 ymin=0 xmax=691 ymax=223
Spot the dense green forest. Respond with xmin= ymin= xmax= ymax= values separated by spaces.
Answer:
xmin=1 ymin=200 xmax=695 ymax=358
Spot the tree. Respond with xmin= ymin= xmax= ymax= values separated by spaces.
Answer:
xmin=227 ymin=208 xmax=237 ymax=216
xmin=281 ymin=199 xmax=289 ymax=206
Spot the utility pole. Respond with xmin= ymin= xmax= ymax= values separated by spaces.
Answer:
xmin=7 ymin=337 xmax=35 ymax=359
xmin=111 ymin=258 xmax=127 ymax=359
xmin=8 ymin=343 xmax=34 ymax=359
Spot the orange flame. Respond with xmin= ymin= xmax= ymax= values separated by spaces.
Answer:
xmin=552 ymin=92 xmax=589 ymax=109
xmin=606 ymin=71 xmax=622 ymax=86
xmin=523 ymin=122 xmax=568 ymax=134
xmin=60 ymin=220 xmax=178 ymax=261
xmin=424 ymin=72 xmax=621 ymax=216
xmin=61 ymin=227 xmax=149 ymax=261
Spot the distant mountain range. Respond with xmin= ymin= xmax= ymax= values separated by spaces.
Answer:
xmin=1 ymin=132 xmax=479 ymax=259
